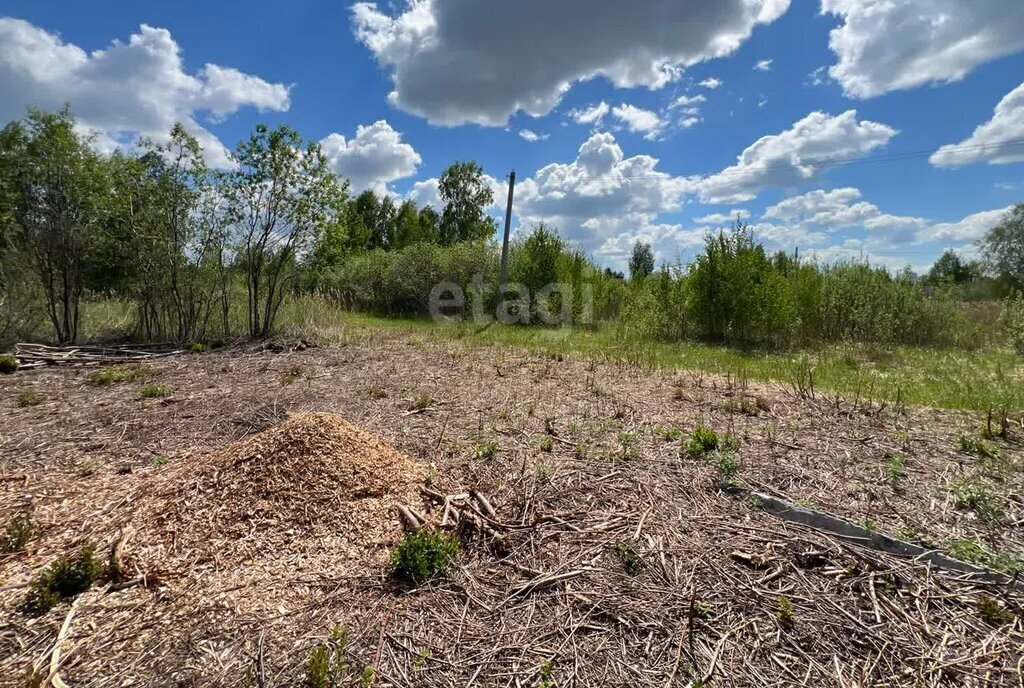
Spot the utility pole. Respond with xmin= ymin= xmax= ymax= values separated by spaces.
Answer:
xmin=497 ymin=170 xmax=516 ymax=306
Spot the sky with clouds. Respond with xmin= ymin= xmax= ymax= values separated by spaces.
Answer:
xmin=1 ymin=0 xmax=1023 ymax=271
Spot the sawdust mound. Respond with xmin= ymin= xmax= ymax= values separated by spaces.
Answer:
xmin=145 ymin=412 xmax=424 ymax=563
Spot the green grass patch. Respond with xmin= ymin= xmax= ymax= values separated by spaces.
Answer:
xmin=0 ymin=354 xmax=18 ymax=373
xmin=140 ymin=383 xmax=172 ymax=399
xmin=944 ymin=538 xmax=1023 ymax=574
xmin=88 ymin=365 xmax=150 ymax=385
xmin=17 ymin=390 xmax=42 ymax=407
xmin=287 ymin=313 xmax=1024 ymax=412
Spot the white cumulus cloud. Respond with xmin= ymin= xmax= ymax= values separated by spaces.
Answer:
xmin=519 ymin=129 xmax=549 ymax=142
xmin=610 ymin=103 xmax=667 ymax=140
xmin=697 ymin=110 xmax=897 ymax=204
xmin=753 ymin=59 xmax=773 ymax=71
xmin=320 ymin=120 xmax=421 ymax=194
xmin=698 ymin=77 xmax=723 ymax=89
xmin=351 ymin=0 xmax=791 ymax=126
xmin=514 ymin=132 xmax=694 ymax=253
xmin=930 ymin=81 xmax=1024 ymax=167
xmin=917 ymin=206 xmax=1012 ymax=243
xmin=570 ymin=101 xmax=611 ymax=126
xmin=822 ymin=0 xmax=1024 ymax=98
xmin=0 ymin=18 xmax=291 ymax=168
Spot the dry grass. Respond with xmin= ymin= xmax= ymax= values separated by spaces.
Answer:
xmin=1 ymin=335 xmax=1022 ymax=686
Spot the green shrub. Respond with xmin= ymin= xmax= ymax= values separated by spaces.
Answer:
xmin=0 ymin=354 xmax=18 ymax=373
xmin=24 ymin=545 xmax=103 ymax=616
xmin=306 ymin=627 xmax=348 ymax=688
xmin=140 ymin=383 xmax=172 ymax=398
xmin=685 ymin=424 xmax=720 ymax=456
xmin=189 ymin=342 xmax=206 ymax=353
xmin=0 ymin=513 xmax=37 ymax=553
xmin=712 ymin=451 xmax=740 ymax=479
xmin=391 ymin=531 xmax=459 ymax=585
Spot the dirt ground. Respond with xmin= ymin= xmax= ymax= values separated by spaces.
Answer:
xmin=1 ymin=332 xmax=1022 ymax=687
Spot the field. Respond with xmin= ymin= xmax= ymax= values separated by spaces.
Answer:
xmin=1 ymin=326 xmax=1023 ymax=687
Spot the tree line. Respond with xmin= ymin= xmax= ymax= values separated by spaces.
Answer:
xmin=0 ymin=108 xmax=497 ymax=344
xmin=1 ymin=107 xmax=1022 ymax=354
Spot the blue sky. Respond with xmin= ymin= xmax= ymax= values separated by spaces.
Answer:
xmin=1 ymin=0 xmax=1023 ymax=271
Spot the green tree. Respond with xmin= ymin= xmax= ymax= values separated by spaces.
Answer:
xmin=393 ymin=199 xmax=423 ymax=248
xmin=116 ymin=125 xmax=224 ymax=342
xmin=0 ymin=108 xmax=106 ymax=343
xmin=416 ymin=205 xmax=440 ymax=244
xmin=224 ymin=124 xmax=346 ymax=338
xmin=628 ymin=241 xmax=655 ymax=280
xmin=511 ymin=223 xmax=565 ymax=323
xmin=438 ymin=162 xmax=496 ymax=245
xmin=980 ymin=204 xmax=1024 ymax=288
xmin=927 ymin=249 xmax=981 ymax=285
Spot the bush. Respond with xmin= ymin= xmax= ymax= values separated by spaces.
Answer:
xmin=0 ymin=513 xmax=37 ymax=553
xmin=686 ymin=424 xmax=720 ymax=457
xmin=391 ymin=530 xmax=460 ymax=585
xmin=0 ymin=354 xmax=17 ymax=373
xmin=24 ymin=545 xmax=103 ymax=616
xmin=688 ymin=225 xmax=792 ymax=345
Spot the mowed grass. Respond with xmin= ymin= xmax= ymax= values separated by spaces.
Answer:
xmin=274 ymin=300 xmax=1024 ymax=413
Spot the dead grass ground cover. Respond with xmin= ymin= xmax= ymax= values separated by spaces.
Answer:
xmin=1 ymin=333 xmax=1022 ymax=686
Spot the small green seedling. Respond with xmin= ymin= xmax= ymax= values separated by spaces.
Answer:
xmin=958 ymin=434 xmax=1000 ymax=461
xmin=885 ymin=452 xmax=906 ymax=484
xmin=281 ymin=365 xmax=304 ymax=386
xmin=775 ymin=596 xmax=794 ymax=629
xmin=474 ymin=441 xmax=499 ymax=460
xmin=712 ymin=452 xmax=740 ymax=479
xmin=615 ymin=540 xmax=642 ymax=574
xmin=0 ymin=354 xmax=18 ymax=373
xmin=1 ymin=513 xmax=37 ymax=553
xmin=189 ymin=342 xmax=206 ymax=353
xmin=539 ymin=436 xmax=554 ymax=453
xmin=306 ymin=627 xmax=348 ymax=688
xmin=411 ymin=394 xmax=432 ymax=411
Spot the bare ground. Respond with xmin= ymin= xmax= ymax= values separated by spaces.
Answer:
xmin=1 ymin=332 xmax=1022 ymax=687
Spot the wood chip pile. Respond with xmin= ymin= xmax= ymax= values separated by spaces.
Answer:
xmin=135 ymin=412 xmax=424 ymax=569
